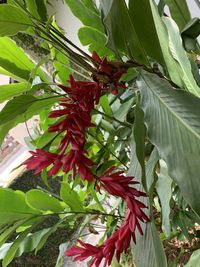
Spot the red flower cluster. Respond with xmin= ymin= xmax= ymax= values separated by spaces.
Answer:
xmin=23 ymin=75 xmax=102 ymax=179
xmin=23 ymin=52 xmax=149 ymax=266
xmin=65 ymin=167 xmax=149 ymax=266
xmin=92 ymin=52 xmax=127 ymax=95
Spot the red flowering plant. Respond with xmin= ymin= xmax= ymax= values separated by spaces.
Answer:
xmin=2 ymin=0 xmax=200 ymax=266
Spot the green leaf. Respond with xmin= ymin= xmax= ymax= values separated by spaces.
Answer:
xmin=100 ymin=0 xmax=149 ymax=64
xmin=0 ymin=96 xmax=60 ymax=147
xmin=15 ymin=228 xmax=51 ymax=257
xmin=184 ymin=248 xmax=200 ymax=267
xmin=0 ymin=82 xmax=29 ymax=103
xmin=0 ymin=219 xmax=28 ymax=247
xmin=25 ymin=189 xmax=65 ymax=213
xmin=25 ymin=0 xmax=47 ymax=21
xmin=149 ymin=0 xmax=183 ymax=87
xmin=133 ymin=222 xmax=168 ymax=267
xmin=163 ymin=17 xmax=200 ymax=97
xmin=0 ymin=189 xmax=41 ymax=224
xmin=99 ymin=95 xmax=113 ymax=117
xmin=163 ymin=0 xmax=191 ymax=30
xmin=182 ymin=18 xmax=200 ymax=39
xmin=0 ymin=4 xmax=33 ymax=36
xmin=65 ymin=0 xmax=104 ymax=32
xmin=78 ymin=26 xmax=114 ymax=58
xmin=129 ymin=139 xmax=167 ymax=267
xmin=156 ymin=160 xmax=172 ymax=238
xmin=0 ymin=95 xmax=37 ymax=125
xmin=133 ymin=94 xmax=146 ymax=191
xmin=35 ymin=220 xmax=64 ymax=253
xmin=2 ymin=225 xmax=35 ymax=267
xmin=60 ymin=182 xmax=84 ymax=212
xmin=0 ymin=37 xmax=45 ymax=81
xmin=138 ymin=71 xmax=200 ymax=216
xmin=128 ymin=0 xmax=165 ymax=66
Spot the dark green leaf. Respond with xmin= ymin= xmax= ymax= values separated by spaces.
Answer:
xmin=128 ymin=0 xmax=165 ymax=66
xmin=0 ymin=95 xmax=37 ymax=125
xmin=138 ymin=71 xmax=200 ymax=216
xmin=100 ymin=0 xmax=148 ymax=64
xmin=163 ymin=0 xmax=191 ymax=30
xmin=25 ymin=0 xmax=47 ymax=21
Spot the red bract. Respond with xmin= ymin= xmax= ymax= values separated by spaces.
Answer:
xmin=92 ymin=51 xmax=127 ymax=95
xmin=23 ymin=149 xmax=63 ymax=176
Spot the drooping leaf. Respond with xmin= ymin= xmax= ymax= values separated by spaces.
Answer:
xmin=149 ymin=0 xmax=183 ymax=87
xmin=133 ymin=94 xmax=146 ymax=191
xmin=0 ymin=4 xmax=33 ymax=37
xmin=25 ymin=0 xmax=47 ymax=21
xmin=0 ymin=37 xmax=46 ymax=81
xmin=163 ymin=17 xmax=200 ymax=97
xmin=128 ymin=0 xmax=165 ymax=66
xmin=2 ymin=225 xmax=35 ymax=267
xmin=138 ymin=71 xmax=200 ymax=216
xmin=0 ymin=95 xmax=60 ymax=147
xmin=156 ymin=160 xmax=172 ymax=238
xmin=25 ymin=189 xmax=65 ymax=213
xmin=129 ymin=139 xmax=167 ymax=267
xmin=0 ymin=95 xmax=37 ymax=125
xmin=163 ymin=0 xmax=191 ymax=30
xmin=0 ymin=82 xmax=29 ymax=103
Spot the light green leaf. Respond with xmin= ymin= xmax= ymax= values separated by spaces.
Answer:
xmin=149 ymin=0 xmax=183 ymax=87
xmin=0 ymin=4 xmax=33 ymax=37
xmin=0 ymin=82 xmax=29 ymax=103
xmin=2 ymin=225 xmax=34 ymax=267
xmin=0 ymin=189 xmax=41 ymax=225
xmin=0 ymin=95 xmax=37 ymax=125
xmin=184 ymin=248 xmax=200 ymax=267
xmin=156 ymin=160 xmax=172 ymax=238
xmin=163 ymin=0 xmax=191 ymax=30
xmin=0 ymin=37 xmax=46 ymax=81
xmin=138 ymin=71 xmax=200 ymax=216
xmin=78 ymin=26 xmax=114 ymax=58
xmin=163 ymin=17 xmax=200 ymax=97
xmin=0 ymin=96 xmax=60 ymax=147
xmin=60 ymin=182 xmax=84 ymax=212
xmin=26 ymin=189 xmax=65 ymax=213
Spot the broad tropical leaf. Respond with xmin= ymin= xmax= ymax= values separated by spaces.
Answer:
xmin=138 ymin=71 xmax=200 ymax=216
xmin=163 ymin=0 xmax=191 ymax=30
xmin=163 ymin=17 xmax=200 ymax=97
xmin=0 ymin=4 xmax=33 ymax=36
xmin=100 ymin=0 xmax=149 ymax=64
xmin=0 ymin=82 xmax=29 ymax=103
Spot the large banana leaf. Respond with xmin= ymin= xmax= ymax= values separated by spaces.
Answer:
xmin=100 ymin=0 xmax=149 ymax=64
xmin=138 ymin=71 xmax=200 ymax=216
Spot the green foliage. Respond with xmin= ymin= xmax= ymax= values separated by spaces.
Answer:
xmin=0 ymin=0 xmax=200 ymax=266
xmin=0 ymin=4 xmax=33 ymax=37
